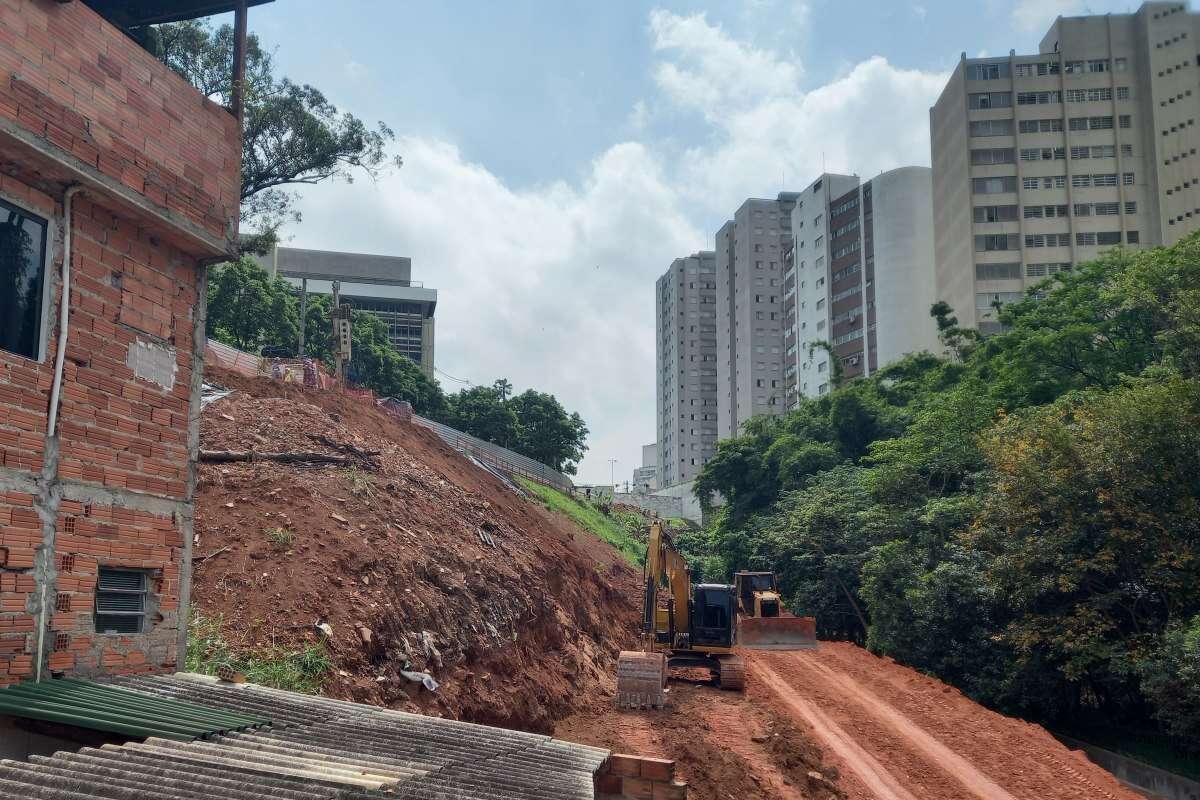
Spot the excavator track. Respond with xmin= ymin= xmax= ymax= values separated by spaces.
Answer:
xmin=716 ymin=654 xmax=746 ymax=691
xmin=616 ymin=651 xmax=667 ymax=709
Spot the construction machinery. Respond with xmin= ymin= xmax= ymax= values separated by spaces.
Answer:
xmin=615 ymin=523 xmax=819 ymax=709
xmin=734 ymin=570 xmax=818 ymax=650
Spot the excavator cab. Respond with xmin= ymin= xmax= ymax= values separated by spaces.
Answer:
xmin=691 ymin=584 xmax=736 ymax=648
xmin=736 ymin=571 xmax=780 ymax=618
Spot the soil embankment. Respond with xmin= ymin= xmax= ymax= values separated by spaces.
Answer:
xmin=193 ymin=368 xmax=639 ymax=731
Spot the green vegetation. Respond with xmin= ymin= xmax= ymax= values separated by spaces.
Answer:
xmin=518 ymin=478 xmax=643 ymax=566
xmin=691 ymin=234 xmax=1200 ymax=759
xmin=186 ymin=614 xmax=332 ymax=694
xmin=263 ymin=526 xmax=293 ymax=550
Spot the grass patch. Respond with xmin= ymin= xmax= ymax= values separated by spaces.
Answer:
xmin=263 ymin=526 xmax=293 ymax=549
xmin=186 ymin=614 xmax=332 ymax=694
xmin=518 ymin=478 xmax=645 ymax=566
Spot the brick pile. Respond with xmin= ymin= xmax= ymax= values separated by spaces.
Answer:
xmin=594 ymin=754 xmax=688 ymax=800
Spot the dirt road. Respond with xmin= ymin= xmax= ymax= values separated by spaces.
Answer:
xmin=747 ymin=644 xmax=1144 ymax=800
xmin=558 ymin=642 xmax=1146 ymax=799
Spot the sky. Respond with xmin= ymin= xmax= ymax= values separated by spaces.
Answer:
xmin=233 ymin=0 xmax=1136 ymax=485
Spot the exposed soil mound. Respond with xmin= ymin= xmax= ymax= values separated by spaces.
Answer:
xmin=192 ymin=368 xmax=640 ymax=732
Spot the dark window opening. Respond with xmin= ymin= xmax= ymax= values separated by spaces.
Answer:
xmin=95 ymin=568 xmax=148 ymax=634
xmin=0 ymin=197 xmax=50 ymax=361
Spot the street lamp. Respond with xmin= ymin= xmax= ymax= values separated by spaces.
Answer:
xmin=608 ymin=458 xmax=618 ymax=493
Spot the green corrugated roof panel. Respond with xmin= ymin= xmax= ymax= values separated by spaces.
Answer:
xmin=0 ymin=677 xmax=269 ymax=741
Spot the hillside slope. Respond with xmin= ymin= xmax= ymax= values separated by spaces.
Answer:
xmin=190 ymin=369 xmax=640 ymax=731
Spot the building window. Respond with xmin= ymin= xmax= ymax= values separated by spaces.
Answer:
xmin=974 ymin=205 xmax=1018 ymax=222
xmin=1114 ymin=57 xmax=1128 ymax=72
xmin=970 ymin=119 xmax=1014 ymax=137
xmin=1117 ymin=86 xmax=1130 ymax=100
xmin=1127 ymin=230 xmax=1140 ymax=244
xmin=0 ymin=197 xmax=50 ymax=361
xmin=95 ymin=569 xmax=148 ymax=634
xmin=1125 ymin=201 xmax=1137 ymax=214
xmin=1119 ymin=114 xmax=1132 ymax=129
xmin=1123 ymin=172 xmax=1135 ymax=185
xmin=966 ymin=63 xmax=1010 ymax=80
xmin=972 ymin=176 xmax=1018 ymax=194
xmin=1018 ymin=91 xmax=1062 ymax=105
xmin=969 ymin=92 xmax=1012 ymax=109
xmin=976 ymin=291 xmax=1022 ymax=309
xmin=1019 ymin=118 xmax=1063 ymax=133
xmin=1096 ymin=231 xmax=1122 ymax=245
xmin=976 ymin=262 xmax=1022 ymax=280
xmin=975 ymin=234 xmax=1019 ymax=252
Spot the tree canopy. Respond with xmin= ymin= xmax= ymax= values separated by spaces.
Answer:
xmin=691 ymin=235 xmax=1200 ymax=757
xmin=149 ymin=19 xmax=399 ymax=239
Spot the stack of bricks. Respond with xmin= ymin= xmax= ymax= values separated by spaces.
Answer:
xmin=0 ymin=0 xmax=241 ymax=685
xmin=593 ymin=754 xmax=687 ymax=800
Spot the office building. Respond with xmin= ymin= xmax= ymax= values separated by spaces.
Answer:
xmin=632 ymin=443 xmax=659 ymax=492
xmin=715 ymin=193 xmax=801 ymax=438
xmin=932 ymin=1 xmax=1198 ymax=332
xmin=784 ymin=168 xmax=940 ymax=404
xmin=656 ymin=252 xmax=719 ymax=487
xmin=256 ymin=246 xmax=438 ymax=374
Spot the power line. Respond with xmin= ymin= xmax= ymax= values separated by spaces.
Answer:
xmin=435 ymin=367 xmax=472 ymax=385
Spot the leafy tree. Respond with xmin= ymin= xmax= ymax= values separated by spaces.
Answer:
xmin=508 ymin=390 xmax=588 ymax=475
xmin=1138 ymin=614 xmax=1200 ymax=754
xmin=150 ymin=20 xmax=398 ymax=238
xmin=445 ymin=385 xmax=520 ymax=449
xmin=301 ymin=294 xmax=446 ymax=416
xmin=206 ymin=257 xmax=298 ymax=351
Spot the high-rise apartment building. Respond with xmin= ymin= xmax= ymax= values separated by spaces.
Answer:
xmin=656 ymin=252 xmax=720 ymax=487
xmin=784 ymin=168 xmax=940 ymax=405
xmin=932 ymin=1 xmax=1198 ymax=332
xmin=715 ymin=193 xmax=800 ymax=438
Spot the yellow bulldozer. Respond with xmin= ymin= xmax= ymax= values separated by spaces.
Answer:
xmin=734 ymin=570 xmax=818 ymax=649
xmin=615 ymin=521 xmax=816 ymax=709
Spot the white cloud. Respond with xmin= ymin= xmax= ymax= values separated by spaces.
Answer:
xmin=287 ymin=138 xmax=701 ymax=485
xmin=1011 ymin=0 xmax=1086 ymax=32
xmin=649 ymin=10 xmax=946 ymax=215
xmin=287 ymin=9 xmax=948 ymax=484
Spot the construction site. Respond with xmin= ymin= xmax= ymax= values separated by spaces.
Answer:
xmin=182 ymin=367 xmax=1146 ymax=800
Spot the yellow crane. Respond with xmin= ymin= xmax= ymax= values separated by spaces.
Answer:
xmin=614 ymin=521 xmax=816 ymax=709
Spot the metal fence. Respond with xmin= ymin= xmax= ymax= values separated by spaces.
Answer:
xmin=410 ymin=415 xmax=574 ymax=491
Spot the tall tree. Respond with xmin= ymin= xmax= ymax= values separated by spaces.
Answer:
xmin=149 ymin=20 xmax=399 ymax=239
xmin=444 ymin=385 xmax=520 ymax=449
xmin=508 ymin=390 xmax=588 ymax=475
xmin=206 ymin=256 xmax=298 ymax=351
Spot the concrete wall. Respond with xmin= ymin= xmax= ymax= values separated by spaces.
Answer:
xmin=0 ymin=0 xmax=241 ymax=684
xmin=612 ymin=492 xmax=683 ymax=520
xmin=1055 ymin=734 xmax=1200 ymax=800
xmin=871 ymin=167 xmax=941 ymax=365
xmin=651 ymin=481 xmax=706 ymax=525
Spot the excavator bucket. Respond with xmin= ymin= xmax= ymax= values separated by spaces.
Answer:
xmin=615 ymin=651 xmax=667 ymax=709
xmin=738 ymin=614 xmax=818 ymax=649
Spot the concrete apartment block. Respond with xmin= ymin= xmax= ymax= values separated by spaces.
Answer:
xmin=784 ymin=169 xmax=939 ymax=404
xmin=256 ymin=245 xmax=438 ymax=375
xmin=656 ymin=252 xmax=719 ymax=488
xmin=631 ymin=443 xmax=658 ymax=492
xmin=715 ymin=193 xmax=799 ymax=439
xmin=0 ymin=0 xmax=244 ymax=683
xmin=932 ymin=1 xmax=1199 ymax=333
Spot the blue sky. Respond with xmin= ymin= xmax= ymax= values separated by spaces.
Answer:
xmin=231 ymin=0 xmax=1133 ymax=484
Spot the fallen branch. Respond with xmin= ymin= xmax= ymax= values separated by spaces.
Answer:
xmin=199 ymin=449 xmax=357 ymax=466
xmin=308 ymin=434 xmax=381 ymax=466
xmin=193 ymin=545 xmax=231 ymax=564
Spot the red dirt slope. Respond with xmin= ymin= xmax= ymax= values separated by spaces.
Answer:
xmin=192 ymin=369 xmax=639 ymax=731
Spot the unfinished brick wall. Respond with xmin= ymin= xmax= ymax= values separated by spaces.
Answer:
xmin=594 ymin=754 xmax=688 ymax=799
xmin=0 ymin=0 xmax=241 ymax=243
xmin=0 ymin=0 xmax=240 ymax=685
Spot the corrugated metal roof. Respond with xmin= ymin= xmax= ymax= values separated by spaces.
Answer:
xmin=0 ymin=673 xmax=611 ymax=799
xmin=81 ymin=0 xmax=275 ymax=27
xmin=0 ymin=678 xmax=267 ymax=741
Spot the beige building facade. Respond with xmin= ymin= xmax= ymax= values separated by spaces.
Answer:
xmin=656 ymin=252 xmax=719 ymax=487
xmin=932 ymin=2 xmax=1198 ymax=332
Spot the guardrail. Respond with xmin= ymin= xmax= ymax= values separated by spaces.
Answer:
xmin=411 ymin=415 xmax=574 ymax=491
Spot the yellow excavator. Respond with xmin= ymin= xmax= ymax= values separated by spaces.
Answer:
xmin=615 ymin=522 xmax=816 ymax=709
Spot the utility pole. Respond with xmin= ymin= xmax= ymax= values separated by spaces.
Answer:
xmin=331 ymin=280 xmax=352 ymax=383
xmin=297 ymin=277 xmax=307 ymax=356
xmin=608 ymin=458 xmax=617 ymax=492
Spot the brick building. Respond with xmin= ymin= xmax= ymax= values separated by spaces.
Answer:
xmin=0 ymin=0 xmax=246 ymax=686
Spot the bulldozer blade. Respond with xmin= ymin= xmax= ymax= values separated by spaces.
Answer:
xmin=615 ymin=651 xmax=667 ymax=709
xmin=739 ymin=615 xmax=818 ymax=649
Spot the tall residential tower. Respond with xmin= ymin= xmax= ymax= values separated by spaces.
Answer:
xmin=784 ymin=169 xmax=940 ymax=404
xmin=715 ymin=193 xmax=801 ymax=438
xmin=932 ymin=1 xmax=1198 ymax=332
xmin=656 ymin=252 xmax=720 ymax=487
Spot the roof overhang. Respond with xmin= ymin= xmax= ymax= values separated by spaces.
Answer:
xmin=79 ymin=0 xmax=275 ymax=27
